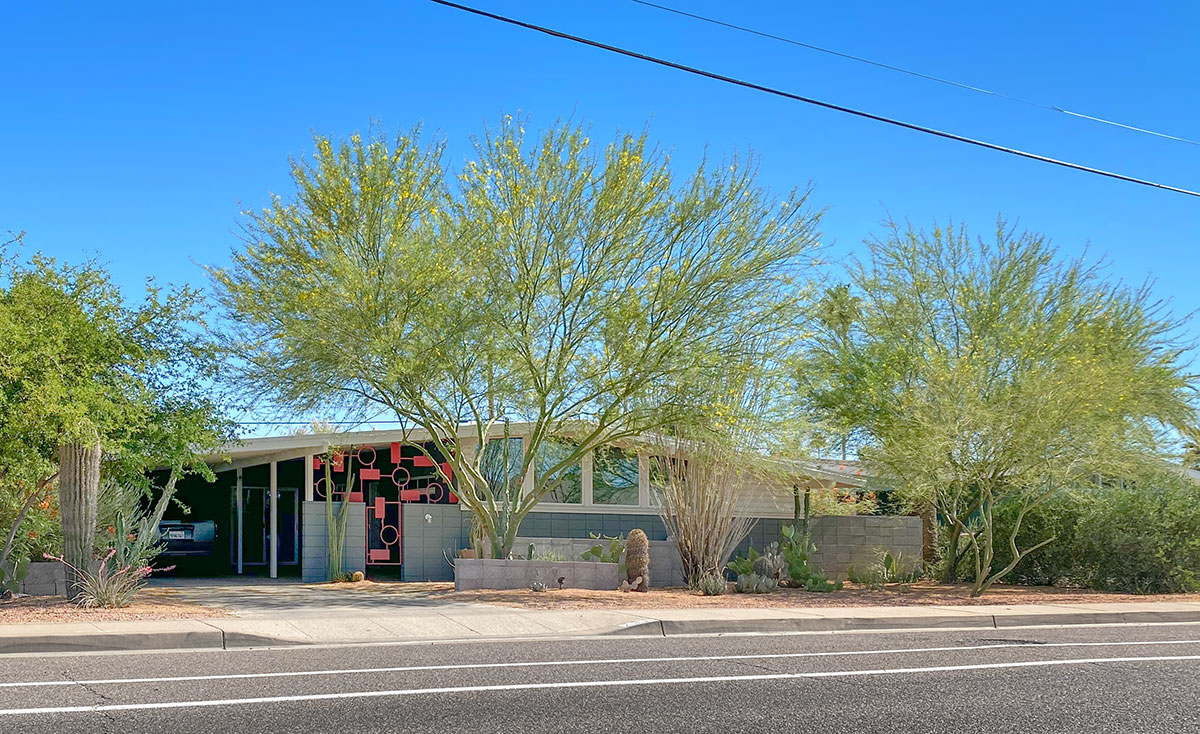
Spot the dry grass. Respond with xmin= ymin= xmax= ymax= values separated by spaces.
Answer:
xmin=0 ymin=588 xmax=232 ymax=624
xmin=443 ymin=581 xmax=1200 ymax=610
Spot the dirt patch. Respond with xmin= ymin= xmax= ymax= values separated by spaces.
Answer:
xmin=302 ymin=580 xmax=452 ymax=595
xmin=0 ymin=589 xmax=232 ymax=624
xmin=442 ymin=582 xmax=1200 ymax=610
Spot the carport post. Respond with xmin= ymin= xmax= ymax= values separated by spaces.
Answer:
xmin=269 ymin=460 xmax=278 ymax=579
xmin=304 ymin=453 xmax=313 ymax=502
xmin=235 ymin=468 xmax=244 ymax=575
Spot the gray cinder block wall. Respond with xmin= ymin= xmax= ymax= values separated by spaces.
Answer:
xmin=17 ymin=561 xmax=67 ymax=596
xmin=454 ymin=559 xmax=620 ymax=591
xmin=807 ymin=515 xmax=924 ymax=578
xmin=400 ymin=504 xmax=470 ymax=582
xmin=514 ymin=536 xmax=686 ymax=587
xmin=301 ymin=501 xmax=367 ymax=582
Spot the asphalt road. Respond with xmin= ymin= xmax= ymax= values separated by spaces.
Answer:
xmin=2 ymin=624 xmax=1199 ymax=733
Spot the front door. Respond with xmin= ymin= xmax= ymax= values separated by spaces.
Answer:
xmin=232 ymin=486 xmax=300 ymax=570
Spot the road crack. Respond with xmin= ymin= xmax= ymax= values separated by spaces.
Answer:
xmin=67 ymin=671 xmax=120 ymax=733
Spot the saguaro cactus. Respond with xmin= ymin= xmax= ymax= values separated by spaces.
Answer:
xmin=58 ymin=429 xmax=102 ymax=601
xmin=625 ymin=528 xmax=650 ymax=592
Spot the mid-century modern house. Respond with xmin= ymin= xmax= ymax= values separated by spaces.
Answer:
xmin=161 ymin=425 xmax=913 ymax=584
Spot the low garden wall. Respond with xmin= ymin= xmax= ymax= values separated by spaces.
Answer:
xmin=453 ymin=558 xmax=620 ymax=591
xmin=515 ymin=536 xmax=686 ymax=586
xmin=17 ymin=561 xmax=67 ymax=596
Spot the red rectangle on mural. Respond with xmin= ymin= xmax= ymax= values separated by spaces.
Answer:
xmin=332 ymin=453 xmax=345 ymax=472
xmin=439 ymin=463 xmax=453 ymax=482
xmin=361 ymin=468 xmax=380 ymax=481
xmin=400 ymin=489 xmax=424 ymax=502
xmin=411 ymin=455 xmax=434 ymax=468
xmin=313 ymin=456 xmax=322 ymax=470
xmin=369 ymin=549 xmax=390 ymax=562
xmin=373 ymin=496 xmax=385 ymax=516
xmin=348 ymin=491 xmax=363 ymax=503
xmin=448 ymin=491 xmax=459 ymax=504
xmin=390 ymin=442 xmax=401 ymax=464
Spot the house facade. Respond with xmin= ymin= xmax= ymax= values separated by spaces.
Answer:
xmin=162 ymin=425 xmax=915 ymax=584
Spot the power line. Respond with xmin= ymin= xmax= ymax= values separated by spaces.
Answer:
xmin=631 ymin=0 xmax=1200 ymax=148
xmin=426 ymin=0 xmax=1200 ymax=199
xmin=235 ymin=421 xmax=408 ymax=425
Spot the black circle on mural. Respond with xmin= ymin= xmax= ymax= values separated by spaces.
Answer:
xmin=355 ymin=446 xmax=376 ymax=466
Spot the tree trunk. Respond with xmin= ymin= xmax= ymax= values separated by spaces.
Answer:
xmin=921 ymin=504 xmax=937 ymax=564
xmin=940 ymin=522 xmax=962 ymax=583
xmin=59 ymin=434 xmax=102 ymax=601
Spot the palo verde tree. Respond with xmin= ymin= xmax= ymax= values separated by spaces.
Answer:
xmin=0 ymin=234 xmax=233 ymax=597
xmin=804 ymin=220 xmax=1195 ymax=595
xmin=211 ymin=117 xmax=821 ymax=559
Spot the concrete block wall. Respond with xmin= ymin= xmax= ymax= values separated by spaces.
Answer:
xmin=807 ymin=516 xmax=923 ymax=579
xmin=454 ymin=559 xmax=620 ymax=591
xmin=734 ymin=515 xmax=923 ymax=580
xmin=18 ymin=561 xmax=67 ymax=596
xmin=515 ymin=536 xmax=686 ymax=587
xmin=516 ymin=512 xmax=669 ymax=540
xmin=400 ymin=504 xmax=470 ymax=582
xmin=301 ymin=501 xmax=367 ymax=582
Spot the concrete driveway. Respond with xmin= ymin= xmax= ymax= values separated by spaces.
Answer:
xmin=143 ymin=577 xmax=487 ymax=618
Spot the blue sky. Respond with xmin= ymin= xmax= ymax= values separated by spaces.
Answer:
xmin=2 ymin=1 xmax=1197 ymax=429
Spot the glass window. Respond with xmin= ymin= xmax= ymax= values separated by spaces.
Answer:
xmin=647 ymin=455 xmax=681 ymax=508
xmin=480 ymin=437 xmax=524 ymax=502
xmin=593 ymin=446 xmax=640 ymax=505
xmin=536 ymin=439 xmax=582 ymax=504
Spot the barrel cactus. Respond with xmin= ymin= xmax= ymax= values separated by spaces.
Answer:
xmin=625 ymin=528 xmax=650 ymax=592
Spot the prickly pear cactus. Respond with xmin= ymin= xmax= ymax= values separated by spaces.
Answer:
xmin=735 ymin=573 xmax=778 ymax=594
xmin=625 ymin=529 xmax=650 ymax=592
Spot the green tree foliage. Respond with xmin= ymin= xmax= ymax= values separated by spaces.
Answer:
xmin=211 ymin=117 xmax=821 ymax=559
xmin=1181 ymin=425 xmax=1200 ymax=470
xmin=952 ymin=467 xmax=1200 ymax=594
xmin=0 ymin=233 xmax=233 ymax=593
xmin=803 ymin=220 xmax=1195 ymax=595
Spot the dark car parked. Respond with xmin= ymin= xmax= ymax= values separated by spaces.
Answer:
xmin=157 ymin=520 xmax=217 ymax=556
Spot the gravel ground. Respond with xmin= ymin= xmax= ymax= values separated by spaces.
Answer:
xmin=0 ymin=588 xmax=231 ymax=623
xmin=441 ymin=581 xmax=1200 ymax=609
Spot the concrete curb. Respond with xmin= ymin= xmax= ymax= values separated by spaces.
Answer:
xmin=4 ymin=606 xmax=1200 ymax=654
xmin=608 ymin=608 xmax=1200 ymax=637
xmin=0 ymin=626 xmax=225 ymax=654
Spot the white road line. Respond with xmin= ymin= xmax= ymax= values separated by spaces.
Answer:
xmin=2 ymin=654 xmax=1198 ymax=716
xmin=3 ymin=638 xmax=1199 ymax=689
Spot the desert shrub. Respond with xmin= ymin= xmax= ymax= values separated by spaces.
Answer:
xmin=1074 ymin=474 xmax=1200 ymax=594
xmin=984 ymin=491 xmax=1086 ymax=587
xmin=940 ymin=470 xmax=1200 ymax=594
xmin=779 ymin=525 xmax=839 ymax=592
xmin=728 ymin=545 xmax=759 ymax=577
xmin=695 ymin=570 xmax=729 ymax=595
xmin=43 ymin=548 xmax=163 ymax=608
xmin=735 ymin=573 xmax=778 ymax=593
xmin=848 ymin=549 xmax=921 ymax=590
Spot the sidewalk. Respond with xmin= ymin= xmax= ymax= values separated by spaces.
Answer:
xmin=4 ymin=600 xmax=1200 ymax=654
